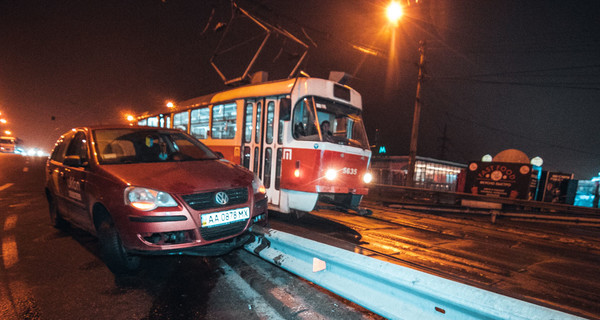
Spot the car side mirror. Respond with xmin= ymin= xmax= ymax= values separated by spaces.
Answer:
xmin=63 ymin=155 xmax=84 ymax=167
xmin=214 ymin=151 xmax=224 ymax=159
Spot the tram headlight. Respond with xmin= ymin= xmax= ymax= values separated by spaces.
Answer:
xmin=363 ymin=172 xmax=373 ymax=184
xmin=325 ymin=169 xmax=337 ymax=181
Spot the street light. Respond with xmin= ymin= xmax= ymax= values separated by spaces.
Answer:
xmin=166 ymin=101 xmax=174 ymax=108
xmin=385 ymin=1 xmax=425 ymax=187
xmin=386 ymin=1 xmax=403 ymax=25
xmin=0 ymin=119 xmax=6 ymax=124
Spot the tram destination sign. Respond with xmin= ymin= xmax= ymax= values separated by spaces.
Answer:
xmin=465 ymin=161 xmax=532 ymax=199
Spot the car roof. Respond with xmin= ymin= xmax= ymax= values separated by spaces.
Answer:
xmin=71 ymin=125 xmax=183 ymax=132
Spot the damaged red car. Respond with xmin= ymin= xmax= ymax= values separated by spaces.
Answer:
xmin=45 ymin=126 xmax=268 ymax=273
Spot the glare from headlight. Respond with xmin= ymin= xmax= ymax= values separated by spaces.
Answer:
xmin=125 ymin=187 xmax=178 ymax=211
xmin=252 ymin=174 xmax=266 ymax=194
xmin=363 ymin=172 xmax=373 ymax=183
xmin=325 ymin=169 xmax=337 ymax=181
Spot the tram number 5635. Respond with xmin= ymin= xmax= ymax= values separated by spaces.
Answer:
xmin=342 ymin=167 xmax=358 ymax=175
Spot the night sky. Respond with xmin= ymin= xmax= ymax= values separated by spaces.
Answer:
xmin=1 ymin=0 xmax=599 ymax=179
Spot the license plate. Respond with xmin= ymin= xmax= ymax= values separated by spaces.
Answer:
xmin=201 ymin=207 xmax=250 ymax=228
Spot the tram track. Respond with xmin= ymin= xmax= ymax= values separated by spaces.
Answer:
xmin=269 ymin=200 xmax=600 ymax=318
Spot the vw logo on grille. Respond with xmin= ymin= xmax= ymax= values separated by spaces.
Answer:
xmin=214 ymin=191 xmax=229 ymax=205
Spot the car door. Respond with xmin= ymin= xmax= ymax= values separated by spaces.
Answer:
xmin=47 ymin=131 xmax=75 ymax=219
xmin=61 ymin=130 xmax=91 ymax=229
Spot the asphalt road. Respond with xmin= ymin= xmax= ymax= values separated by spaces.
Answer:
xmin=0 ymin=153 xmax=379 ymax=320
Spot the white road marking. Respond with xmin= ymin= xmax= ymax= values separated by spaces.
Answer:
xmin=4 ymin=215 xmax=18 ymax=231
xmin=2 ymin=235 xmax=19 ymax=268
xmin=0 ymin=183 xmax=14 ymax=191
xmin=216 ymin=259 xmax=285 ymax=320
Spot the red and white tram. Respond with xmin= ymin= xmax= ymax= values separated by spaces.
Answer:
xmin=137 ymin=76 xmax=373 ymax=216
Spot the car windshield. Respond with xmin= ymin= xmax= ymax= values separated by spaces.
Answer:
xmin=93 ymin=128 xmax=218 ymax=164
xmin=291 ymin=96 xmax=369 ymax=149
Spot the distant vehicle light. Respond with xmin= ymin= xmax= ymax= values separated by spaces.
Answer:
xmin=363 ymin=172 xmax=373 ymax=183
xmin=294 ymin=169 xmax=300 ymax=178
xmin=325 ymin=169 xmax=337 ymax=181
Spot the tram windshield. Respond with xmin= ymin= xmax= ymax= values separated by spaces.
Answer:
xmin=292 ymin=97 xmax=369 ymax=149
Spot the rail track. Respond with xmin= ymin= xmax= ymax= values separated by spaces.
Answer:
xmin=269 ymin=199 xmax=600 ymax=319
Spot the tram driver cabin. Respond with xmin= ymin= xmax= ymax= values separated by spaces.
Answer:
xmin=137 ymin=75 xmax=373 ymax=216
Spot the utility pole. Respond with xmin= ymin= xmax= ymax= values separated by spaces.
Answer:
xmin=406 ymin=41 xmax=426 ymax=187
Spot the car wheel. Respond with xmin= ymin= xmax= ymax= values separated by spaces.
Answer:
xmin=47 ymin=192 xmax=68 ymax=229
xmin=97 ymin=214 xmax=141 ymax=274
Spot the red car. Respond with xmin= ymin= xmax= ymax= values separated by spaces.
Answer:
xmin=45 ymin=126 xmax=268 ymax=273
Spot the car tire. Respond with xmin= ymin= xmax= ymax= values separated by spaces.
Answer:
xmin=47 ymin=192 xmax=68 ymax=229
xmin=97 ymin=214 xmax=141 ymax=274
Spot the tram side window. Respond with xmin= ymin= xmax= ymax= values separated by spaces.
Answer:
xmin=275 ymin=148 xmax=282 ymax=190
xmin=243 ymin=146 xmax=251 ymax=169
xmin=174 ymin=111 xmax=189 ymax=133
xmin=255 ymin=102 xmax=262 ymax=143
xmin=138 ymin=119 xmax=147 ymax=126
xmin=190 ymin=108 xmax=210 ymax=139
xmin=244 ymin=103 xmax=253 ymax=143
xmin=263 ymin=148 xmax=272 ymax=188
xmin=253 ymin=147 xmax=259 ymax=173
xmin=147 ymin=117 xmax=159 ymax=127
xmin=212 ymin=103 xmax=237 ymax=139
xmin=266 ymin=101 xmax=274 ymax=144
xmin=292 ymin=98 xmax=318 ymax=140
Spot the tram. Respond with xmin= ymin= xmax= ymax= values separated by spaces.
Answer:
xmin=137 ymin=75 xmax=373 ymax=216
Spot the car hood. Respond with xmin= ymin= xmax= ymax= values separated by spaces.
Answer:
xmin=99 ymin=160 xmax=254 ymax=195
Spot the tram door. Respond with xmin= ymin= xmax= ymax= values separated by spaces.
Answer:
xmin=241 ymin=100 xmax=262 ymax=189
xmin=241 ymin=98 xmax=281 ymax=207
xmin=261 ymin=98 xmax=280 ymax=206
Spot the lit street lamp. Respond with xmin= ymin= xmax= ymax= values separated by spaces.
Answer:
xmin=386 ymin=1 xmax=425 ymax=187
xmin=386 ymin=1 xmax=403 ymax=26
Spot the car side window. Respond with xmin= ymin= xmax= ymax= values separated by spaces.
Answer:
xmin=64 ymin=132 xmax=89 ymax=164
xmin=50 ymin=132 xmax=76 ymax=163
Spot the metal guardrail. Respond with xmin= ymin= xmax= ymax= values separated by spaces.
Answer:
xmin=245 ymin=225 xmax=584 ymax=320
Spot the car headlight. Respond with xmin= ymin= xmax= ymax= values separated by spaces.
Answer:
xmin=363 ymin=172 xmax=373 ymax=183
xmin=252 ymin=174 xmax=266 ymax=194
xmin=125 ymin=187 xmax=178 ymax=211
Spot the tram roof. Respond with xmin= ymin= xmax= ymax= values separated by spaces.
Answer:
xmin=169 ymin=77 xmax=361 ymax=111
